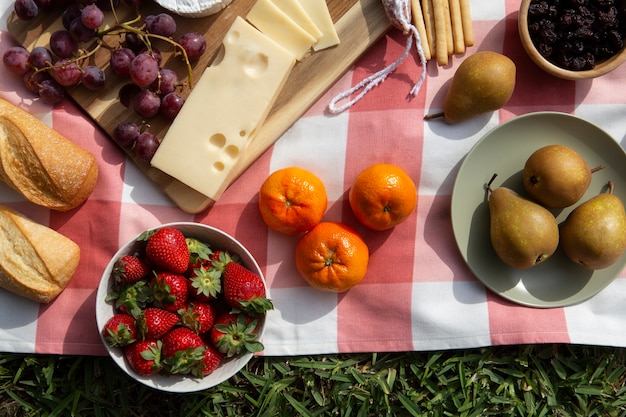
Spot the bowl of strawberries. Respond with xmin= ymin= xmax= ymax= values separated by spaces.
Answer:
xmin=95 ymin=222 xmax=272 ymax=392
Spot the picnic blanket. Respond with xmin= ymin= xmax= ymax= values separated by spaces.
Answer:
xmin=0 ymin=0 xmax=625 ymax=357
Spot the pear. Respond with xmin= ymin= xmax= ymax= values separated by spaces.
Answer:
xmin=560 ymin=182 xmax=626 ymax=270
xmin=487 ymin=174 xmax=559 ymax=269
xmin=425 ymin=51 xmax=516 ymax=124
xmin=523 ymin=144 xmax=604 ymax=208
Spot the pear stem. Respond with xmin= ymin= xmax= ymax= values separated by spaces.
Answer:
xmin=486 ymin=173 xmax=498 ymax=193
xmin=424 ymin=112 xmax=445 ymax=121
xmin=608 ymin=180 xmax=614 ymax=195
xmin=591 ymin=165 xmax=605 ymax=174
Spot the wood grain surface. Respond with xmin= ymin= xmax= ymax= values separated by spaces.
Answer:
xmin=7 ymin=0 xmax=391 ymax=213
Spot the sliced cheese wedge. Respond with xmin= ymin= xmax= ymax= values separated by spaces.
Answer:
xmin=271 ymin=0 xmax=324 ymax=40
xmin=150 ymin=16 xmax=296 ymax=200
xmin=246 ymin=0 xmax=317 ymax=60
xmin=297 ymin=0 xmax=340 ymax=51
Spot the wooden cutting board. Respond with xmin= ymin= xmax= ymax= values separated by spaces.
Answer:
xmin=7 ymin=0 xmax=391 ymax=213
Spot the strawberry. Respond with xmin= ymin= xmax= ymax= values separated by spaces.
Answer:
xmin=136 ymin=307 xmax=179 ymax=339
xmin=112 ymin=255 xmax=150 ymax=285
xmin=151 ymin=272 xmax=188 ymax=312
xmin=209 ymin=312 xmax=263 ymax=358
xmin=102 ymin=313 xmax=137 ymax=347
xmin=161 ymin=327 xmax=206 ymax=375
xmin=143 ymin=227 xmax=190 ymax=274
xmin=178 ymin=301 xmax=216 ymax=334
xmin=124 ymin=339 xmax=163 ymax=375
xmin=222 ymin=262 xmax=273 ymax=314
xmin=198 ymin=343 xmax=224 ymax=377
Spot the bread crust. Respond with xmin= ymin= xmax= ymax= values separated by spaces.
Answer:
xmin=0 ymin=204 xmax=80 ymax=303
xmin=0 ymin=99 xmax=98 ymax=211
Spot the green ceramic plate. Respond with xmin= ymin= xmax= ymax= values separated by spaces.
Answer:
xmin=451 ymin=112 xmax=626 ymax=308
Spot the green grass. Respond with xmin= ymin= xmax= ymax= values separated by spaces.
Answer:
xmin=1 ymin=344 xmax=625 ymax=416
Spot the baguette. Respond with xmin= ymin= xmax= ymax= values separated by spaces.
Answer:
xmin=0 ymin=204 xmax=80 ymax=303
xmin=0 ymin=99 xmax=98 ymax=211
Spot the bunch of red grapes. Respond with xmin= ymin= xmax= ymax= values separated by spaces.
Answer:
xmin=3 ymin=0 xmax=207 ymax=162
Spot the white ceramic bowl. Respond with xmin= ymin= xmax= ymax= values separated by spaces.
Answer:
xmin=95 ymin=222 xmax=267 ymax=392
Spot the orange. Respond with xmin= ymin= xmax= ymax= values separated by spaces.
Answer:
xmin=348 ymin=163 xmax=417 ymax=231
xmin=258 ymin=167 xmax=328 ymax=235
xmin=295 ymin=222 xmax=369 ymax=293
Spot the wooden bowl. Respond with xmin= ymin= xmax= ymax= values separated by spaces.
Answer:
xmin=518 ymin=0 xmax=626 ymax=80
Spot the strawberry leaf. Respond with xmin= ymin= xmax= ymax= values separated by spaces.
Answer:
xmin=136 ymin=229 xmax=156 ymax=242
xmin=186 ymin=237 xmax=212 ymax=263
xmin=237 ymin=297 xmax=274 ymax=315
xmin=189 ymin=268 xmax=221 ymax=299
xmin=140 ymin=340 xmax=163 ymax=369
xmin=104 ymin=323 xmax=136 ymax=347
xmin=214 ymin=315 xmax=264 ymax=358
xmin=163 ymin=346 xmax=206 ymax=375
xmin=114 ymin=281 xmax=153 ymax=318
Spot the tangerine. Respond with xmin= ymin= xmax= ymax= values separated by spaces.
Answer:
xmin=295 ymin=222 xmax=369 ymax=292
xmin=348 ymin=163 xmax=417 ymax=231
xmin=258 ymin=167 xmax=328 ymax=235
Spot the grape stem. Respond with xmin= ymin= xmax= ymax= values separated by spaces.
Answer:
xmin=24 ymin=5 xmax=197 ymax=91
xmin=97 ymin=17 xmax=195 ymax=88
xmin=109 ymin=0 xmax=120 ymax=24
xmin=27 ymin=38 xmax=104 ymax=87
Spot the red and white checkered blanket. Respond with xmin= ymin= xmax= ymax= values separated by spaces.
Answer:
xmin=0 ymin=0 xmax=625 ymax=356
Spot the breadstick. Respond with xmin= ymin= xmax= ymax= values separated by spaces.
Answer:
xmin=449 ymin=0 xmax=465 ymax=54
xmin=443 ymin=0 xmax=453 ymax=56
xmin=433 ymin=0 xmax=448 ymax=65
xmin=422 ymin=0 xmax=436 ymax=57
xmin=411 ymin=0 xmax=431 ymax=60
xmin=459 ymin=0 xmax=474 ymax=46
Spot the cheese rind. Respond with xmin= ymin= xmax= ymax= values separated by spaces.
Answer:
xmin=246 ymin=0 xmax=317 ymax=60
xmin=150 ymin=17 xmax=296 ymax=200
xmin=297 ymin=0 xmax=340 ymax=50
xmin=153 ymin=0 xmax=232 ymax=17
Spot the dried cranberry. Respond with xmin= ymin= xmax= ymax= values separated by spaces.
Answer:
xmin=527 ymin=0 xmax=626 ymax=71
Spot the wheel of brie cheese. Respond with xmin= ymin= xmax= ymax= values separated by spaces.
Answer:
xmin=153 ymin=0 xmax=234 ymax=17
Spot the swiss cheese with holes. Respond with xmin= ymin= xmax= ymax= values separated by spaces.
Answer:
xmin=150 ymin=16 xmax=296 ymax=200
